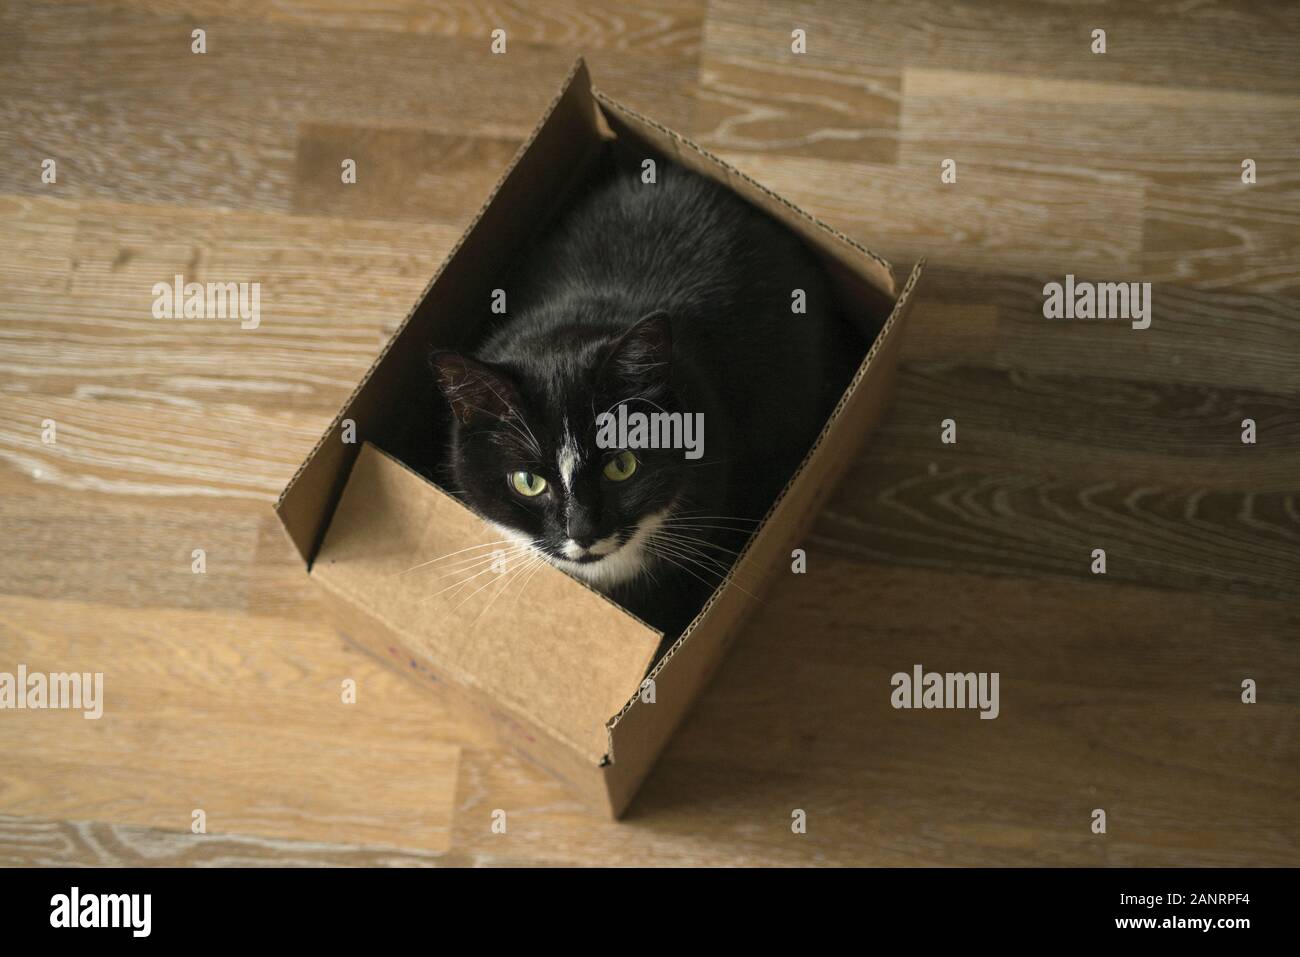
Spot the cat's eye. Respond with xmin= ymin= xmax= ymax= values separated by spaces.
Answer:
xmin=602 ymin=451 xmax=638 ymax=482
xmin=510 ymin=470 xmax=548 ymax=497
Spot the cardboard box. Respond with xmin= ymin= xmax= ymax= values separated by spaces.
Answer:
xmin=274 ymin=58 xmax=923 ymax=817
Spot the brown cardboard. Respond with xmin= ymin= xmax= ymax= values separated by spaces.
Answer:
xmin=274 ymin=57 xmax=924 ymax=817
xmin=313 ymin=441 xmax=660 ymax=763
xmin=275 ymin=58 xmax=607 ymax=567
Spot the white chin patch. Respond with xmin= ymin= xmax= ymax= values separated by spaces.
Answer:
xmin=490 ymin=510 xmax=671 ymax=590
xmin=552 ymin=510 xmax=671 ymax=589
xmin=559 ymin=534 xmax=620 ymax=560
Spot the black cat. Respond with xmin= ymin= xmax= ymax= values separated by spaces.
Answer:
xmin=430 ymin=148 xmax=866 ymax=640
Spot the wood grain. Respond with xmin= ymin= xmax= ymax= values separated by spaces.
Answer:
xmin=898 ymin=69 xmax=1300 ymax=293
xmin=0 ymin=0 xmax=1296 ymax=866
xmin=715 ymin=150 xmax=1147 ymax=277
xmin=914 ymin=266 xmax=1300 ymax=394
xmin=0 ymin=594 xmax=489 ymax=849
xmin=448 ymin=559 xmax=1298 ymax=866
xmin=694 ymin=53 xmax=900 ymax=163
xmin=66 ymin=0 xmax=707 ymax=56
xmin=702 ymin=0 xmax=1300 ymax=94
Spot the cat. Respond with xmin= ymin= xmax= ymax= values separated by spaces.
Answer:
xmin=429 ymin=146 xmax=868 ymax=641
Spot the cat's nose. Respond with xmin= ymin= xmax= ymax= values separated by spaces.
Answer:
xmin=566 ymin=514 xmax=598 ymax=548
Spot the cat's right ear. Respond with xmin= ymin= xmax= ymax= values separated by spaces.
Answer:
xmin=429 ymin=351 xmax=523 ymax=426
xmin=600 ymin=311 xmax=673 ymax=396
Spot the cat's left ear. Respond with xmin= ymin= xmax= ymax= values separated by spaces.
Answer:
xmin=600 ymin=310 xmax=672 ymax=393
xmin=429 ymin=351 xmax=525 ymax=427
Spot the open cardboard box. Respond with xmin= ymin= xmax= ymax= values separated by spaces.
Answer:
xmin=275 ymin=58 xmax=923 ymax=817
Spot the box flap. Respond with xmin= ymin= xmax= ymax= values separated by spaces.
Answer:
xmin=312 ymin=442 xmax=662 ymax=762
xmin=274 ymin=57 xmax=603 ymax=568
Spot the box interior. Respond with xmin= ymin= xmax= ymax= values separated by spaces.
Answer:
xmin=375 ymin=100 xmax=898 ymax=655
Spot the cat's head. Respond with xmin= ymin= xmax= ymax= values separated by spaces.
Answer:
xmin=430 ymin=312 xmax=685 ymax=588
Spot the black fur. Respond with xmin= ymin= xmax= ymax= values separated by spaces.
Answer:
xmin=430 ymin=148 xmax=867 ymax=641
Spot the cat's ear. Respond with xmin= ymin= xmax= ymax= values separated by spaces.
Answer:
xmin=600 ymin=311 xmax=672 ymax=393
xmin=429 ymin=351 xmax=524 ymax=426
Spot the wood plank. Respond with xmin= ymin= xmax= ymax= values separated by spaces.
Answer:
xmin=0 ymin=393 xmax=324 ymax=502
xmin=916 ymin=267 xmax=1300 ymax=394
xmin=0 ymin=595 xmax=491 ymax=849
xmin=878 ymin=365 xmax=1300 ymax=493
xmin=293 ymin=127 xmax=523 ymax=223
xmin=897 ymin=301 xmax=999 ymax=363
xmin=899 ymin=69 xmax=1300 ymax=293
xmin=693 ymin=53 xmax=900 ymax=163
xmin=817 ymin=457 xmax=1300 ymax=600
xmin=900 ymin=68 xmax=1300 ymax=187
xmin=0 ymin=813 xmax=564 ymax=867
xmin=0 ymin=197 xmax=457 ymax=410
xmin=713 ymin=150 xmax=1145 ymax=276
xmin=448 ymin=560 xmax=1298 ymax=865
xmin=1142 ymin=180 xmax=1300 ymax=292
xmin=704 ymin=0 xmax=1300 ymax=95
xmin=60 ymin=0 xmax=708 ymax=56
xmin=0 ymin=814 xmax=450 ymax=867
xmin=0 ymin=488 xmax=262 ymax=611
xmin=1 ymin=3 xmax=702 ymax=210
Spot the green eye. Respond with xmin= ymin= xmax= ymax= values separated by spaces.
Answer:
xmin=602 ymin=451 xmax=638 ymax=482
xmin=510 ymin=471 xmax=548 ymax=497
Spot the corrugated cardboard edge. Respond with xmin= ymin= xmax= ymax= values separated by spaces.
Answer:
xmin=623 ymin=258 xmax=926 ymax=696
xmin=273 ymin=56 xmax=596 ymax=567
xmin=313 ymin=548 xmax=610 ymax=765
xmin=591 ymin=89 xmax=897 ymax=301
xmin=601 ymin=260 xmax=926 ymax=815
xmin=310 ymin=568 xmax=620 ymax=812
xmin=314 ymin=441 xmax=661 ymax=765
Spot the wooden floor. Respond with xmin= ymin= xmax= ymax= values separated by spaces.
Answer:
xmin=1 ymin=0 xmax=1297 ymax=866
